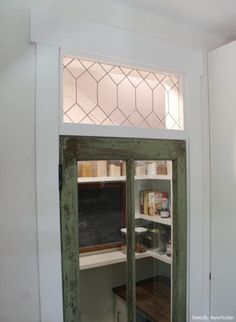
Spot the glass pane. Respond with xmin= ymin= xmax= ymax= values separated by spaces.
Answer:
xmin=77 ymin=160 xmax=128 ymax=322
xmin=134 ymin=160 xmax=172 ymax=322
xmin=63 ymin=56 xmax=183 ymax=130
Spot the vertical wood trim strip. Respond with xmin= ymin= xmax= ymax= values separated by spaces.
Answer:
xmin=172 ymin=143 xmax=187 ymax=322
xmin=126 ymin=159 xmax=136 ymax=322
xmin=60 ymin=137 xmax=80 ymax=322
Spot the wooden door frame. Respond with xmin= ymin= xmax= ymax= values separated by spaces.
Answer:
xmin=59 ymin=135 xmax=187 ymax=322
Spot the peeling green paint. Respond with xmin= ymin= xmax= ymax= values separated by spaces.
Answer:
xmin=60 ymin=136 xmax=187 ymax=322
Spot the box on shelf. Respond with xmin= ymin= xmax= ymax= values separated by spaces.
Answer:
xmin=155 ymin=192 xmax=163 ymax=214
xmin=142 ymin=190 xmax=169 ymax=216
xmin=95 ymin=161 xmax=107 ymax=177
xmin=121 ymin=162 xmax=126 ymax=176
xmin=78 ymin=161 xmax=95 ymax=177
xmin=147 ymin=161 xmax=156 ymax=175
xmin=135 ymin=161 xmax=147 ymax=175
xmin=140 ymin=191 xmax=144 ymax=214
xmin=156 ymin=161 xmax=168 ymax=175
xmin=108 ymin=161 xmax=121 ymax=176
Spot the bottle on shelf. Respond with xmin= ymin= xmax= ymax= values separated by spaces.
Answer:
xmin=166 ymin=238 xmax=172 ymax=257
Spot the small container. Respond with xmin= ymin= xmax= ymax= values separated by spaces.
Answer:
xmin=155 ymin=192 xmax=163 ymax=214
xmin=108 ymin=161 xmax=121 ymax=176
xmin=161 ymin=192 xmax=169 ymax=209
xmin=121 ymin=162 xmax=126 ymax=176
xmin=78 ymin=161 xmax=95 ymax=177
xmin=147 ymin=161 xmax=156 ymax=175
xmin=160 ymin=209 xmax=170 ymax=218
xmin=135 ymin=161 xmax=146 ymax=175
xmin=120 ymin=227 xmax=147 ymax=253
xmin=156 ymin=161 xmax=168 ymax=175
xmin=144 ymin=228 xmax=160 ymax=250
xmin=95 ymin=161 xmax=107 ymax=177
xmin=166 ymin=239 xmax=171 ymax=257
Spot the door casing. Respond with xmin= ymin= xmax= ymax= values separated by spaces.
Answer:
xmin=59 ymin=136 xmax=187 ymax=322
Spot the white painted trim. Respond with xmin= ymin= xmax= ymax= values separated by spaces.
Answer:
xmin=60 ymin=123 xmax=187 ymax=140
xmin=31 ymin=8 xmax=203 ymax=76
xmin=36 ymin=44 xmax=63 ymax=322
xmin=185 ymin=74 xmax=205 ymax=319
xmin=201 ymin=51 xmax=211 ymax=319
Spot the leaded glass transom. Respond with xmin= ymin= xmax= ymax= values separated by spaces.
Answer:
xmin=63 ymin=56 xmax=183 ymax=130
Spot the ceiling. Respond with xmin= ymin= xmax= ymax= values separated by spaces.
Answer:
xmin=116 ymin=0 xmax=236 ymax=40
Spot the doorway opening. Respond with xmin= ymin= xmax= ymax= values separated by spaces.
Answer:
xmin=60 ymin=136 xmax=187 ymax=322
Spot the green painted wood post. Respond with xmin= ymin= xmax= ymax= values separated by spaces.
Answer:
xmin=172 ymin=142 xmax=187 ymax=322
xmin=60 ymin=137 xmax=80 ymax=322
xmin=126 ymin=159 xmax=136 ymax=322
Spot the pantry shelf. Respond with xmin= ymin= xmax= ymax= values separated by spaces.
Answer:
xmin=135 ymin=213 xmax=172 ymax=226
xmin=135 ymin=174 xmax=172 ymax=180
xmin=77 ymin=174 xmax=171 ymax=183
xmin=77 ymin=176 xmax=126 ymax=183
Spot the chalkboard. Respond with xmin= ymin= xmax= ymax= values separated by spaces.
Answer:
xmin=78 ymin=182 xmax=126 ymax=252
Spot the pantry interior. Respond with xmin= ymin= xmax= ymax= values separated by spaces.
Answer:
xmin=78 ymin=159 xmax=172 ymax=322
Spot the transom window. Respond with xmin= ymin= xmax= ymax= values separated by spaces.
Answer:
xmin=63 ymin=56 xmax=183 ymax=130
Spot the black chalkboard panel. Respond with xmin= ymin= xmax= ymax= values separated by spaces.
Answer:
xmin=78 ymin=182 xmax=126 ymax=252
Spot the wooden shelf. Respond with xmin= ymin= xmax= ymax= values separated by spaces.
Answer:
xmin=78 ymin=174 xmax=171 ymax=183
xmin=79 ymin=249 xmax=171 ymax=270
xmin=135 ymin=213 xmax=172 ymax=226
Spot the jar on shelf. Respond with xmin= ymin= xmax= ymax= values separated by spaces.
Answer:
xmin=135 ymin=227 xmax=147 ymax=253
xmin=143 ymin=227 xmax=160 ymax=250
xmin=135 ymin=161 xmax=146 ymax=175
xmin=147 ymin=161 xmax=156 ymax=175
xmin=108 ymin=161 xmax=121 ymax=176
xmin=166 ymin=238 xmax=172 ymax=257
xmin=160 ymin=209 xmax=170 ymax=218
xmin=95 ymin=161 xmax=107 ymax=177
xmin=120 ymin=227 xmax=147 ymax=253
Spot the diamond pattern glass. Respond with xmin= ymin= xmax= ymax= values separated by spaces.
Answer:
xmin=63 ymin=56 xmax=183 ymax=130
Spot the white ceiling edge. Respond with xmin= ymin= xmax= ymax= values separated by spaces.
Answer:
xmin=31 ymin=1 xmax=229 ymax=52
xmin=31 ymin=7 xmax=203 ymax=76
xmin=113 ymin=0 xmax=236 ymax=42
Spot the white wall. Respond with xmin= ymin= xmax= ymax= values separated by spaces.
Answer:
xmin=0 ymin=0 xmax=228 ymax=321
xmin=208 ymin=40 xmax=236 ymax=318
xmin=0 ymin=2 xmax=39 ymax=322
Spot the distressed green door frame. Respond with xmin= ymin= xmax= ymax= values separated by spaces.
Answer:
xmin=59 ymin=136 xmax=187 ymax=322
